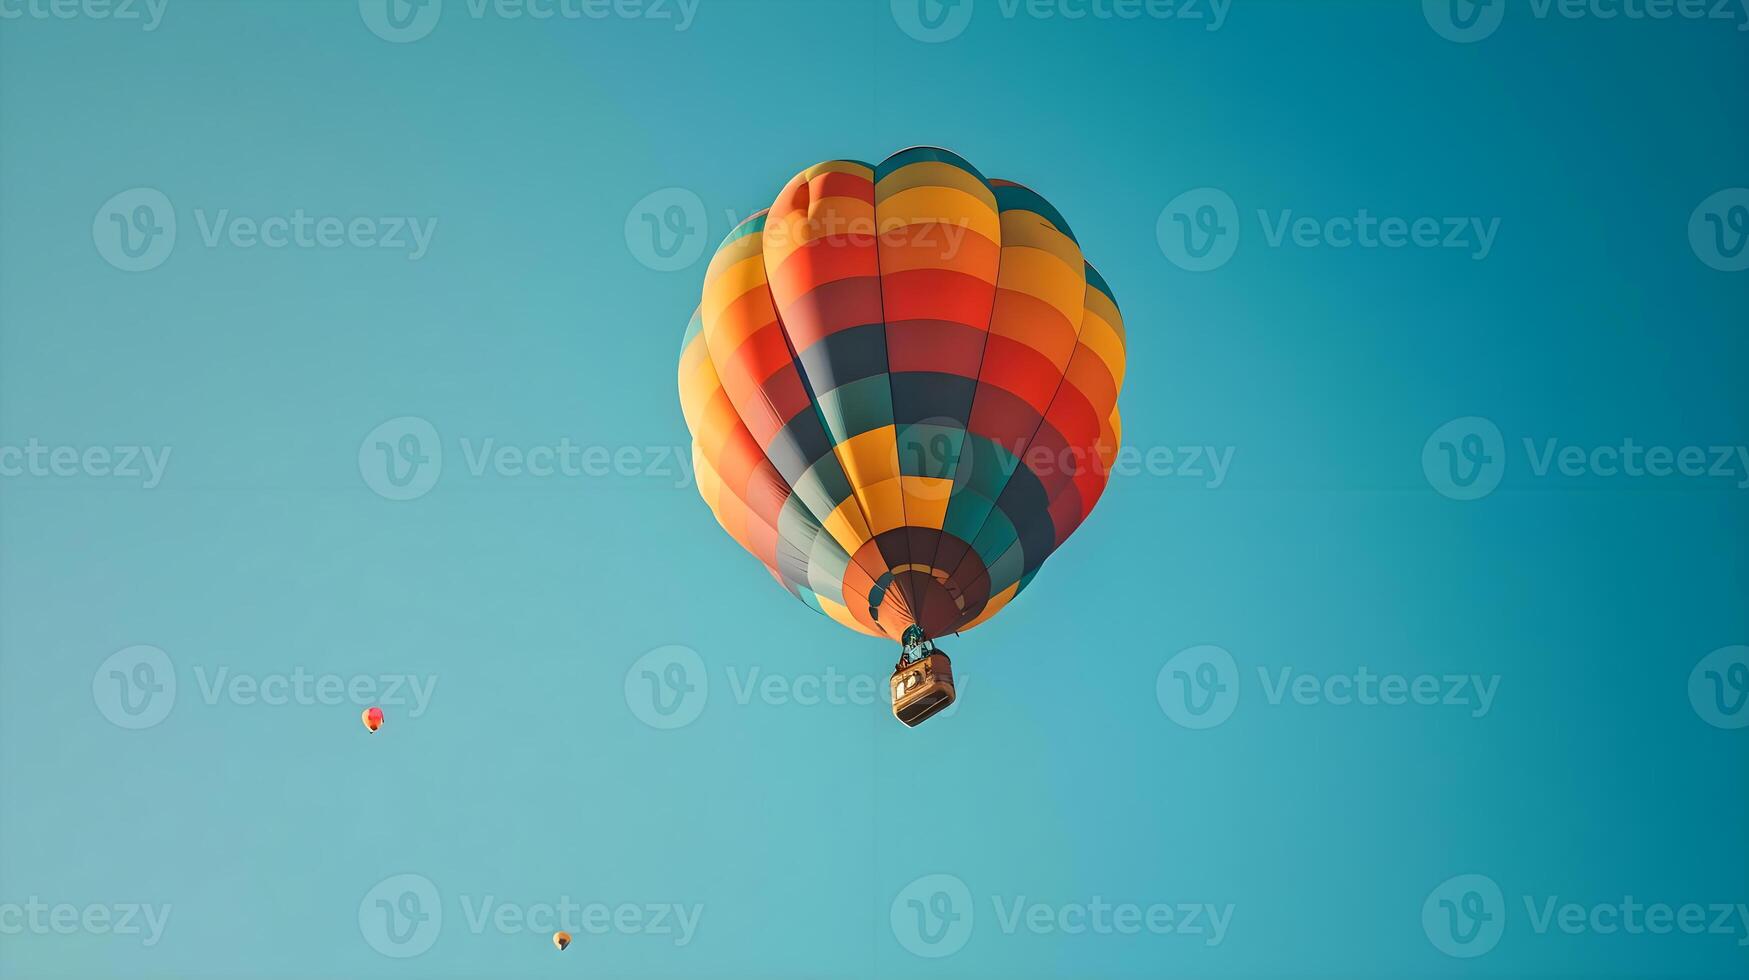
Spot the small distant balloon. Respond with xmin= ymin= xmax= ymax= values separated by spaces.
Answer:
xmin=553 ymin=931 xmax=571 ymax=951
xmin=362 ymin=706 xmax=384 ymax=732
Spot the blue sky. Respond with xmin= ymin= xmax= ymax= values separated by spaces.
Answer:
xmin=1 ymin=1 xmax=1746 ymax=977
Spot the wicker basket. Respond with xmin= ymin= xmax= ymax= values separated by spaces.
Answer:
xmin=890 ymin=651 xmax=956 ymax=727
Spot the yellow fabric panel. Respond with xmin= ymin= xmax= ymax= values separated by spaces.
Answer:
xmin=874 ymin=184 xmax=1001 ymax=249
xmin=820 ymin=496 xmax=873 ymax=555
xmin=833 ymin=424 xmax=900 ymax=492
xmin=694 ymin=393 xmax=744 ymax=467
xmin=860 ymin=476 xmax=908 ymax=536
xmin=676 ymin=352 xmax=721 ymax=432
xmin=801 ymin=160 xmax=874 ymax=183
xmin=819 ymin=594 xmax=881 ymax=638
xmin=994 ymin=247 xmax=1085 ymax=334
xmin=998 ymin=209 xmax=1082 ymax=272
xmin=875 ymin=159 xmax=994 ymax=204
xmin=703 ymin=223 xmax=765 ymax=282
xmin=1078 ymin=305 xmax=1125 ymax=393
xmin=695 ymin=447 xmax=756 ymax=558
xmin=693 ymin=443 xmax=721 ymax=515
xmin=699 ymin=253 xmax=771 ymax=334
xmin=900 ymin=476 xmax=952 ymax=530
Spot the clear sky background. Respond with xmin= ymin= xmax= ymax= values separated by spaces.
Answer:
xmin=1 ymin=0 xmax=1746 ymax=977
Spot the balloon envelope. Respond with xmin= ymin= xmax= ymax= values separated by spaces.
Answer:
xmin=679 ymin=147 xmax=1126 ymax=642
xmin=361 ymin=706 xmax=383 ymax=732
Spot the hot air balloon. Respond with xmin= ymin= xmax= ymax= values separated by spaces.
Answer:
xmin=553 ymin=931 xmax=571 ymax=951
xmin=677 ymin=147 xmax=1126 ymax=725
xmin=362 ymin=706 xmax=383 ymax=732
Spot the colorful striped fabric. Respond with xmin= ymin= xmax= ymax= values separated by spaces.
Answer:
xmin=677 ymin=147 xmax=1126 ymax=644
